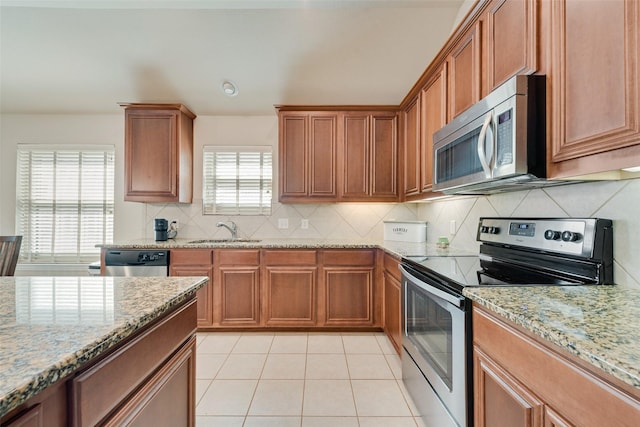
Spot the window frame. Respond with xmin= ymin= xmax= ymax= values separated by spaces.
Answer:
xmin=202 ymin=145 xmax=273 ymax=216
xmin=15 ymin=144 xmax=115 ymax=264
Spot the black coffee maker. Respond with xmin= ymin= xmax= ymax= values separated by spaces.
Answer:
xmin=154 ymin=218 xmax=168 ymax=241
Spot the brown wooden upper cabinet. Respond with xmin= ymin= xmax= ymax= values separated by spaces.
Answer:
xmin=277 ymin=107 xmax=399 ymax=203
xmin=447 ymin=21 xmax=482 ymax=120
xmin=484 ymin=0 xmax=538 ymax=95
xmin=420 ymin=63 xmax=448 ymax=195
xmin=342 ymin=112 xmax=398 ymax=201
xmin=545 ymin=0 xmax=640 ymax=178
xmin=278 ymin=111 xmax=338 ymax=202
xmin=402 ymin=96 xmax=421 ymax=198
xmin=120 ymin=103 xmax=195 ymax=203
xmin=403 ymin=63 xmax=447 ymax=201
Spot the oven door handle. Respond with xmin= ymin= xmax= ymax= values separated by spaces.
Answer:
xmin=399 ymin=265 xmax=465 ymax=308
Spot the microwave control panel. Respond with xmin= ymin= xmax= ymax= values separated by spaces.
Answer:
xmin=496 ymin=108 xmax=513 ymax=166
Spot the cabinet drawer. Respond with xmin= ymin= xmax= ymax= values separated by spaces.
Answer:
xmin=263 ymin=250 xmax=317 ymax=265
xmin=323 ymin=250 xmax=375 ymax=266
xmin=217 ymin=249 xmax=260 ymax=265
xmin=71 ymin=300 xmax=196 ymax=427
xmin=171 ymin=249 xmax=212 ymax=265
xmin=383 ymin=253 xmax=401 ymax=281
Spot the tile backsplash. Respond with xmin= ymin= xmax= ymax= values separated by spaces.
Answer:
xmin=145 ymin=202 xmax=419 ymax=243
xmin=146 ymin=178 xmax=640 ymax=289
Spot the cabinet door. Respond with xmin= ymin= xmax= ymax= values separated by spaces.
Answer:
xmin=548 ymin=0 xmax=640 ymax=173
xmin=103 ymin=337 xmax=196 ymax=427
xmin=123 ymin=105 xmax=194 ymax=203
xmin=403 ymin=96 xmax=421 ymax=197
xmin=170 ymin=250 xmax=214 ymax=328
xmin=383 ymin=270 xmax=401 ymax=354
xmin=279 ymin=113 xmax=337 ymax=201
xmin=279 ymin=114 xmax=308 ymax=198
xmin=125 ymin=109 xmax=178 ymax=200
xmin=343 ymin=114 xmax=370 ymax=198
xmin=370 ymin=114 xmax=398 ymax=199
xmin=218 ymin=267 xmax=261 ymax=326
xmin=485 ymin=0 xmax=538 ymax=93
xmin=544 ymin=407 xmax=575 ymax=427
xmin=309 ymin=114 xmax=337 ymax=198
xmin=448 ymin=22 xmax=482 ymax=119
xmin=324 ymin=267 xmax=374 ymax=326
xmin=420 ymin=64 xmax=447 ymax=193
xmin=263 ymin=267 xmax=317 ymax=326
xmin=474 ymin=347 xmax=544 ymax=427
xmin=170 ymin=265 xmax=213 ymax=328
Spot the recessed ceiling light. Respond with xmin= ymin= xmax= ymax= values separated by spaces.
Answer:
xmin=221 ymin=80 xmax=238 ymax=97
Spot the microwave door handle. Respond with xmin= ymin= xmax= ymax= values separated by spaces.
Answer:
xmin=477 ymin=112 xmax=493 ymax=178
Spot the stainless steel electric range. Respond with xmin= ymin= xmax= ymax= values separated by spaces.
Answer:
xmin=400 ymin=217 xmax=613 ymax=427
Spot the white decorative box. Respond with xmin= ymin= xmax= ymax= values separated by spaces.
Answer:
xmin=383 ymin=220 xmax=427 ymax=242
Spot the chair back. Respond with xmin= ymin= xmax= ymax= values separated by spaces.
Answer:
xmin=0 ymin=236 xmax=22 ymax=276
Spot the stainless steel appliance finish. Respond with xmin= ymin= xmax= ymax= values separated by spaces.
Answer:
xmin=432 ymin=75 xmax=554 ymax=195
xmin=401 ymin=217 xmax=613 ymax=427
xmin=401 ymin=264 xmax=470 ymax=427
xmin=104 ymin=249 xmax=169 ymax=277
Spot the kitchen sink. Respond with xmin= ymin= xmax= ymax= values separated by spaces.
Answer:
xmin=187 ymin=239 xmax=261 ymax=244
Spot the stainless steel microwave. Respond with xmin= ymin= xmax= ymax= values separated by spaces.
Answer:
xmin=432 ymin=74 xmax=552 ymax=195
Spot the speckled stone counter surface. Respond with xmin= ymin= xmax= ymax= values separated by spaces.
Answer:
xmin=463 ymin=286 xmax=640 ymax=390
xmin=97 ymin=238 xmax=477 ymax=258
xmin=0 ymin=276 xmax=208 ymax=418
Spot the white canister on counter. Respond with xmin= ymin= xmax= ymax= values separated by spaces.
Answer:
xmin=383 ymin=220 xmax=427 ymax=242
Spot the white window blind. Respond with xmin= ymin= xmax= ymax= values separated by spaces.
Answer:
xmin=16 ymin=145 xmax=115 ymax=263
xmin=203 ymin=146 xmax=272 ymax=215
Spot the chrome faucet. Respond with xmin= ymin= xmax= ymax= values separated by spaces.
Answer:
xmin=216 ymin=221 xmax=238 ymax=240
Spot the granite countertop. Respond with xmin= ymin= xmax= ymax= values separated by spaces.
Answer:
xmin=97 ymin=238 xmax=477 ymax=258
xmin=0 ymin=276 xmax=208 ymax=418
xmin=464 ymin=286 xmax=640 ymax=390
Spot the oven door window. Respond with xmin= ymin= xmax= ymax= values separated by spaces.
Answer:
xmin=406 ymin=282 xmax=454 ymax=390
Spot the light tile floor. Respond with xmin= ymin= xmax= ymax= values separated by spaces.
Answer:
xmin=196 ymin=332 xmax=426 ymax=427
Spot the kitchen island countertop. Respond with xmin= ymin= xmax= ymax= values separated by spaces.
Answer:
xmin=0 ymin=275 xmax=208 ymax=418
xmin=464 ymin=285 xmax=640 ymax=391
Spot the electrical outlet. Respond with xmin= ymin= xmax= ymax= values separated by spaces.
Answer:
xmin=450 ymin=219 xmax=457 ymax=235
xmin=278 ymin=218 xmax=289 ymax=229
xmin=301 ymin=219 xmax=309 ymax=229
xmin=171 ymin=220 xmax=179 ymax=230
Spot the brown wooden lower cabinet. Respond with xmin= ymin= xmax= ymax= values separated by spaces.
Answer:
xmin=215 ymin=249 xmax=261 ymax=327
xmin=382 ymin=253 xmax=402 ymax=354
xmin=473 ymin=303 xmax=640 ymax=427
xmin=323 ymin=249 xmax=376 ymax=327
xmin=169 ymin=248 xmax=386 ymax=330
xmin=2 ymin=299 xmax=198 ymax=427
xmin=263 ymin=266 xmax=318 ymax=326
xmin=169 ymin=249 xmax=214 ymax=327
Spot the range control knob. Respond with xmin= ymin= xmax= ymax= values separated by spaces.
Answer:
xmin=561 ymin=231 xmax=582 ymax=242
xmin=480 ymin=226 xmax=489 ymax=233
xmin=544 ymin=230 xmax=561 ymax=240
xmin=489 ymin=227 xmax=500 ymax=234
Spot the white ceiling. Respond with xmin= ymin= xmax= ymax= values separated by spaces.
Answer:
xmin=0 ymin=0 xmax=466 ymax=116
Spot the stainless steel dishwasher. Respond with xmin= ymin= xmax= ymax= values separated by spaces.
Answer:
xmin=104 ymin=249 xmax=169 ymax=276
